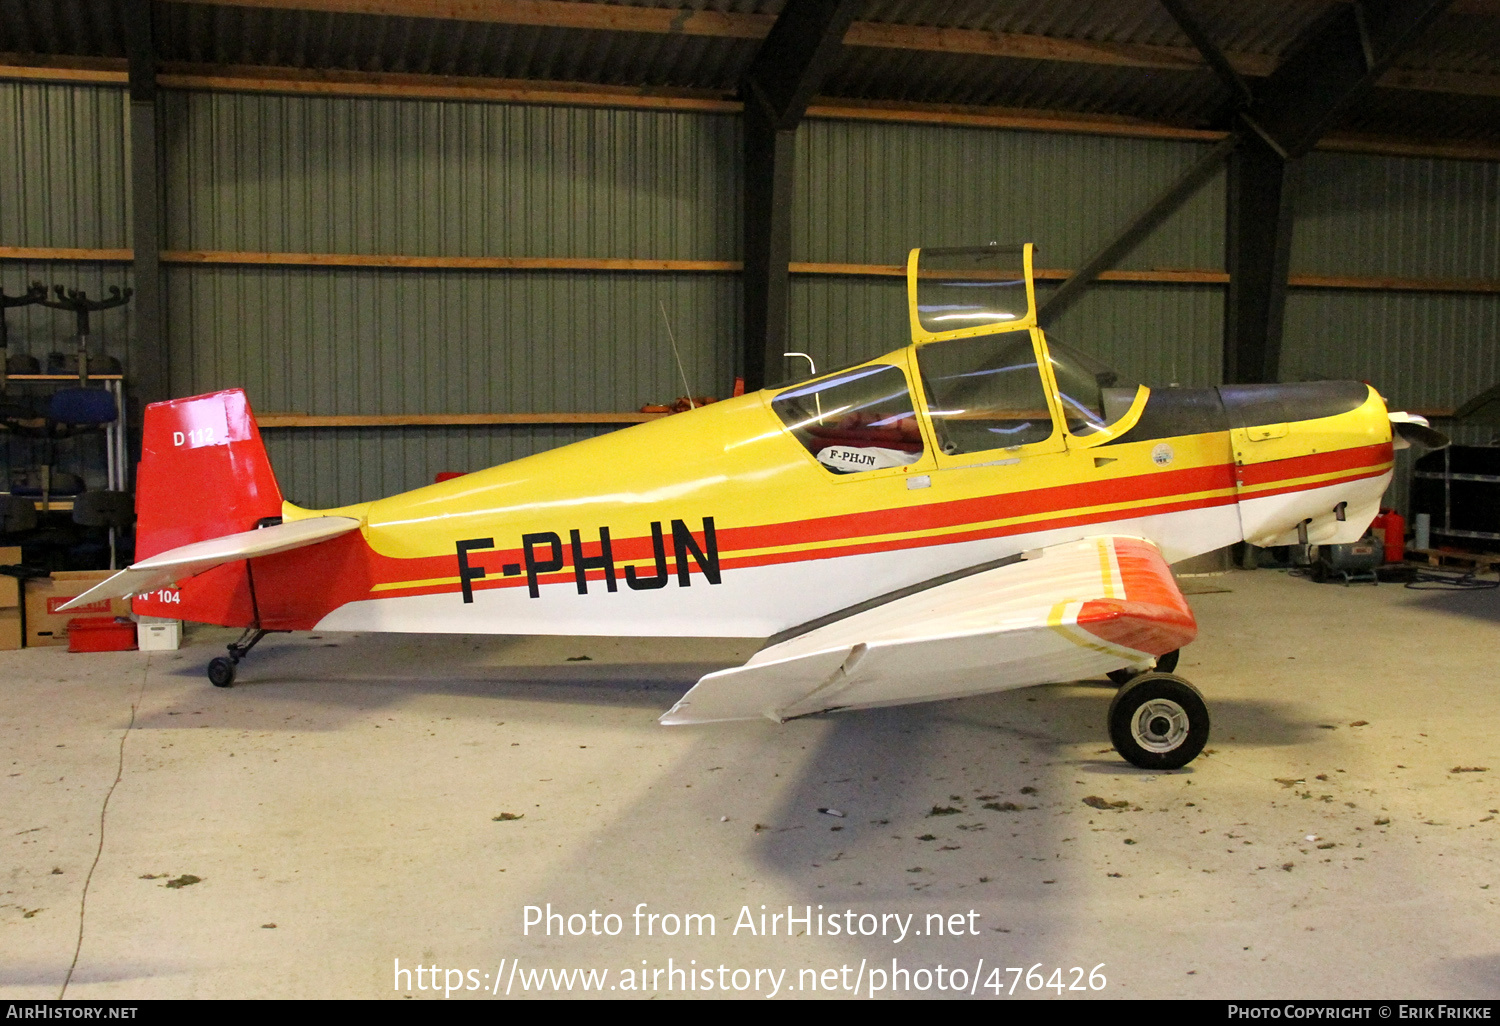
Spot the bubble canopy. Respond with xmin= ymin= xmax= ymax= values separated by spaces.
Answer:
xmin=906 ymin=243 xmax=1037 ymax=343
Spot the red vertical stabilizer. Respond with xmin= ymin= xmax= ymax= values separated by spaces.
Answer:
xmin=132 ymin=390 xmax=284 ymax=626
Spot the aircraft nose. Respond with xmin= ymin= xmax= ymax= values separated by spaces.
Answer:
xmin=1218 ymin=380 xmax=1374 ymax=433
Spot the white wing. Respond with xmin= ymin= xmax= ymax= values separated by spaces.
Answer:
xmin=661 ymin=535 xmax=1196 ymax=725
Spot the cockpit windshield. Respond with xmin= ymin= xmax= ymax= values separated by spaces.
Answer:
xmin=914 ymin=245 xmax=1032 ymax=336
xmin=916 ymin=330 xmax=1053 ymax=454
xmin=1044 ymin=335 xmax=1139 ymax=436
xmin=771 ymin=363 xmax=925 ymax=474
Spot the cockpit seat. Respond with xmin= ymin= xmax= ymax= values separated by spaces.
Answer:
xmin=804 ymin=414 xmax=924 ymax=455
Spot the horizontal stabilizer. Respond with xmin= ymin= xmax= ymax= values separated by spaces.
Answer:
xmin=58 ymin=516 xmax=362 ymax=611
xmin=661 ymin=536 xmax=1195 ymax=725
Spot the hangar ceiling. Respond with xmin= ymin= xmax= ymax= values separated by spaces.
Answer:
xmin=3 ymin=1 xmax=1499 ymax=507
xmin=2 ymin=0 xmax=1499 ymax=155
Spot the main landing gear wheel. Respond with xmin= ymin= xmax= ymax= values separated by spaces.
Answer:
xmin=1107 ymin=648 xmax=1180 ymax=686
xmin=1108 ymin=672 xmax=1209 ymax=770
xmin=205 ymin=628 xmax=274 ymax=688
xmin=207 ymin=656 xmax=237 ymax=688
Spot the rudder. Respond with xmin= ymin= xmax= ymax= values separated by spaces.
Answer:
xmin=132 ymin=389 xmax=283 ymax=625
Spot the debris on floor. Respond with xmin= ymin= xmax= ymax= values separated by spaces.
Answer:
xmin=1083 ymin=796 xmax=1129 ymax=809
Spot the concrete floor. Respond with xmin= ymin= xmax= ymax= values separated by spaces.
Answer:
xmin=1 ymin=568 xmax=1498 ymax=1000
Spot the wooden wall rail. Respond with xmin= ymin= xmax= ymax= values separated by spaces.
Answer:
xmin=163 ymin=252 xmax=741 ymax=272
xmin=3 ymin=56 xmax=1500 ymax=160
xmin=255 ymin=406 xmax=1461 ymax=430
xmin=256 ymin=411 xmax=665 ymax=427
xmin=5 ymin=246 xmax=1500 ymax=295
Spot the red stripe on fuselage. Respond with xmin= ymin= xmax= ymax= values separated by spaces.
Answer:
xmin=1236 ymin=442 xmax=1392 ymax=487
xmin=266 ymin=443 xmax=1394 ymax=620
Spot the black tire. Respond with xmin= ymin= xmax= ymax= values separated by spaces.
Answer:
xmin=1108 ymin=672 xmax=1209 ymax=770
xmin=207 ymin=657 xmax=236 ymax=688
xmin=1106 ymin=648 xmax=1180 ymax=686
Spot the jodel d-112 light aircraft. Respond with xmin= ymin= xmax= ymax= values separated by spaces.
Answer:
xmin=65 ymin=244 xmax=1444 ymax=770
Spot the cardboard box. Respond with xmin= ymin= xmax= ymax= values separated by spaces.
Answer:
xmin=1 ymin=546 xmax=20 ymax=609
xmin=24 ymin=571 xmax=130 ymax=648
xmin=0 ymin=607 xmax=19 ymax=651
xmin=1 ymin=546 xmax=21 ymax=651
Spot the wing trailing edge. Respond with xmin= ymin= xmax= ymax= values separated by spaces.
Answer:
xmin=57 ymin=516 xmax=363 ymax=611
xmin=661 ymin=535 xmax=1195 ymax=725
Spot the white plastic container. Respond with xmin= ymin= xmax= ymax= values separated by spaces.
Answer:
xmin=137 ymin=617 xmax=181 ymax=651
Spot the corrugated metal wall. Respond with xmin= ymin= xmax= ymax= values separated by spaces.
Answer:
xmin=0 ymin=83 xmax=131 ymax=492
xmin=787 ymin=276 xmax=1225 ymax=388
xmin=794 ymin=120 xmax=1225 ymax=270
xmin=160 ymin=93 xmax=740 ymax=258
xmin=155 ymin=93 xmax=743 ymax=504
xmin=4 ymin=78 xmax=1499 ymax=513
xmin=1284 ymin=153 xmax=1500 ymax=406
xmin=789 ymin=120 xmax=1228 ymax=388
xmin=0 ymin=83 xmax=128 ymax=250
xmin=1282 ymin=151 xmax=1500 ymax=512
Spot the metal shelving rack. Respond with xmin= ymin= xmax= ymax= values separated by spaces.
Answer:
xmin=1412 ymin=447 xmax=1500 ymax=544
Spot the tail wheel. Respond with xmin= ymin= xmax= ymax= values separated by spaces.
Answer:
xmin=1106 ymin=648 xmax=1180 ymax=686
xmin=1108 ymin=672 xmax=1209 ymax=770
xmin=207 ymin=657 xmax=236 ymax=688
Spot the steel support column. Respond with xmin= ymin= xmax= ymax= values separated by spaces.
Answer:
xmin=125 ymin=0 xmax=167 ymax=426
xmin=741 ymin=108 xmax=797 ymax=393
xmin=739 ymin=0 xmax=861 ymax=390
xmin=1223 ymin=133 xmax=1294 ymax=384
xmin=1215 ymin=0 xmax=1452 ymax=383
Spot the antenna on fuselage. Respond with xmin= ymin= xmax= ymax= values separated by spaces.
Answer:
xmin=785 ymin=352 xmax=822 ymax=420
xmin=658 ymin=301 xmax=696 ymax=411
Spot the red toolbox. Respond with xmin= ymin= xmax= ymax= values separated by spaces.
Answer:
xmin=67 ymin=616 xmax=139 ymax=653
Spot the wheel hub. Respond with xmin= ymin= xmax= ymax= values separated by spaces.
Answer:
xmin=1131 ymin=698 xmax=1189 ymax=753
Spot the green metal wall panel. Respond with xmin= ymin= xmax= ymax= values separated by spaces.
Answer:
xmin=161 ymin=92 xmax=741 ymax=259
xmin=263 ymin=424 xmax=614 ymax=510
xmin=1284 ymin=289 xmax=1500 ymax=410
xmin=163 ymin=265 xmax=738 ymax=506
xmin=787 ymin=276 xmax=1223 ymax=388
xmin=0 ymin=83 xmax=128 ymax=250
xmin=1282 ymin=150 xmax=1500 ymax=513
xmin=1291 ymin=152 xmax=1500 ymax=279
xmin=795 ymin=119 xmax=1226 ymax=272
xmin=163 ymin=266 xmax=738 ymax=413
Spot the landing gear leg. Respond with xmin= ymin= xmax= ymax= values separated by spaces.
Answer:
xmin=1108 ymin=672 xmax=1210 ymax=770
xmin=207 ymin=628 xmax=271 ymax=688
xmin=1107 ymin=648 xmax=1180 ymax=685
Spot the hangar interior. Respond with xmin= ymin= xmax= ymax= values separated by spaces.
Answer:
xmin=2 ymin=0 xmax=1500 ymax=1001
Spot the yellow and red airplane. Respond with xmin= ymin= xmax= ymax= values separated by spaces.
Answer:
xmin=64 ymin=244 xmax=1441 ymax=769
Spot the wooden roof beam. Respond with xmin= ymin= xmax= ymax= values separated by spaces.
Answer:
xmin=2 ymin=55 xmax=1498 ymax=162
xmin=170 ymin=0 xmax=1500 ymax=97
